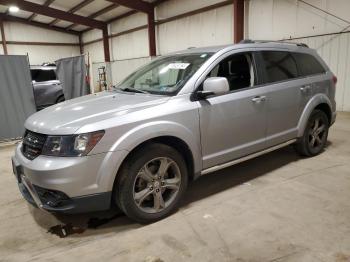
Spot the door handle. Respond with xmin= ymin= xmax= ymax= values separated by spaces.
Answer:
xmin=252 ymin=96 xmax=266 ymax=103
xmin=300 ymin=85 xmax=311 ymax=92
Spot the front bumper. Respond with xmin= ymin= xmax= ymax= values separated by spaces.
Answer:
xmin=12 ymin=143 xmax=127 ymax=214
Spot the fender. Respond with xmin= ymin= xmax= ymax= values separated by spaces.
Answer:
xmin=297 ymin=93 xmax=332 ymax=137
xmin=100 ymin=121 xmax=202 ymax=190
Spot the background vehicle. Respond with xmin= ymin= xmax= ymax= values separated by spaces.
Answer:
xmin=30 ymin=65 xmax=65 ymax=110
xmin=13 ymin=41 xmax=336 ymax=223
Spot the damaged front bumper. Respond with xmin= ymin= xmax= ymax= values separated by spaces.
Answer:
xmin=11 ymin=147 xmax=113 ymax=214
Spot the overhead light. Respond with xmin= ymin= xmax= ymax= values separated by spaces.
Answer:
xmin=9 ymin=6 xmax=19 ymax=13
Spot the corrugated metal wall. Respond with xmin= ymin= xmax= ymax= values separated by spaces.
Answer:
xmin=248 ymin=0 xmax=350 ymax=111
xmin=0 ymin=22 xmax=80 ymax=65
xmin=157 ymin=3 xmax=233 ymax=55
xmin=289 ymin=33 xmax=350 ymax=111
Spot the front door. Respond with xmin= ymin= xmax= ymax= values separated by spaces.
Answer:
xmin=198 ymin=52 xmax=268 ymax=169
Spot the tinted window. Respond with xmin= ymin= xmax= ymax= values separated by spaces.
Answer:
xmin=292 ymin=52 xmax=325 ymax=77
xmin=31 ymin=69 xmax=56 ymax=82
xmin=209 ymin=53 xmax=256 ymax=91
xmin=261 ymin=51 xmax=297 ymax=83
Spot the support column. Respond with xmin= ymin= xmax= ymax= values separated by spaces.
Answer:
xmin=0 ymin=19 xmax=8 ymax=55
xmin=233 ymin=0 xmax=244 ymax=43
xmin=102 ymin=25 xmax=110 ymax=62
xmin=79 ymin=33 xmax=84 ymax=55
xmin=147 ymin=9 xmax=156 ymax=57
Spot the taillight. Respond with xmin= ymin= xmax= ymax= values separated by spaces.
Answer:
xmin=332 ymin=75 xmax=338 ymax=86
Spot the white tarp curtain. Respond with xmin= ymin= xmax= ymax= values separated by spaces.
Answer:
xmin=0 ymin=55 xmax=36 ymax=140
xmin=55 ymin=55 xmax=88 ymax=100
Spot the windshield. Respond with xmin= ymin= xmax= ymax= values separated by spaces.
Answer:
xmin=116 ymin=53 xmax=213 ymax=95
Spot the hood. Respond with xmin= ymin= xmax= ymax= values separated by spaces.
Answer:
xmin=25 ymin=91 xmax=170 ymax=135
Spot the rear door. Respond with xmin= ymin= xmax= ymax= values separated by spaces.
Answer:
xmin=292 ymin=52 xmax=328 ymax=108
xmin=259 ymin=50 xmax=303 ymax=147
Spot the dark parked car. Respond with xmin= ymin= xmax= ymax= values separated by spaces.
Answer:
xmin=30 ymin=65 xmax=65 ymax=110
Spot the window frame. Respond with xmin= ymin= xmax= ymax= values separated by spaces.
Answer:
xmin=291 ymin=52 xmax=327 ymax=78
xmin=259 ymin=50 xmax=299 ymax=85
xmin=257 ymin=50 xmax=328 ymax=86
xmin=193 ymin=51 xmax=263 ymax=98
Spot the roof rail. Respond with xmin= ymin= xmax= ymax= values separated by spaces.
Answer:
xmin=239 ymin=39 xmax=309 ymax=48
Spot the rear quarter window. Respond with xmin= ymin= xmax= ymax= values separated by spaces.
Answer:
xmin=261 ymin=51 xmax=298 ymax=83
xmin=292 ymin=52 xmax=326 ymax=77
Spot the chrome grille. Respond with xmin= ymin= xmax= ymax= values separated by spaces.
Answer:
xmin=22 ymin=130 xmax=47 ymax=160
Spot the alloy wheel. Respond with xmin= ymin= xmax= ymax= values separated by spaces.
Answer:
xmin=133 ymin=157 xmax=181 ymax=214
xmin=308 ymin=117 xmax=326 ymax=150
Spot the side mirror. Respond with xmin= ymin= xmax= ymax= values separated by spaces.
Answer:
xmin=196 ymin=77 xmax=230 ymax=99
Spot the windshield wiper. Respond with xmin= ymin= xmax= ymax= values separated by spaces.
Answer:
xmin=120 ymin=87 xmax=150 ymax=94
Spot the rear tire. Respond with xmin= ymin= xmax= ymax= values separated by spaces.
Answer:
xmin=114 ymin=143 xmax=188 ymax=224
xmin=295 ymin=109 xmax=329 ymax=157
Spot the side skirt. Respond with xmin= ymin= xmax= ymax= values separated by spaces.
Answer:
xmin=200 ymin=139 xmax=297 ymax=175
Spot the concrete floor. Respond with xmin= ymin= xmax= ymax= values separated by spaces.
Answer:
xmin=1 ymin=113 xmax=350 ymax=262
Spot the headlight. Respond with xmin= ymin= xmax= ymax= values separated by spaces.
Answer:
xmin=42 ymin=130 xmax=105 ymax=157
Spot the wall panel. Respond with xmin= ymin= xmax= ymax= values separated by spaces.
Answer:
xmin=109 ymin=12 xmax=147 ymax=34
xmin=7 ymin=45 xmax=80 ymax=65
xmin=248 ymin=0 xmax=350 ymax=111
xmin=1 ymin=22 xmax=79 ymax=65
xmin=156 ymin=0 xmax=224 ymax=19
xmin=111 ymin=29 xmax=149 ymax=60
xmin=4 ymin=22 xmax=78 ymax=43
xmin=157 ymin=5 xmax=233 ymax=55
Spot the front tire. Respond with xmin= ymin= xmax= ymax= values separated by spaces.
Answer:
xmin=295 ymin=109 xmax=329 ymax=157
xmin=114 ymin=143 xmax=188 ymax=224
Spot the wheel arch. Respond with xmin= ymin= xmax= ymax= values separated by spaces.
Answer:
xmin=297 ymin=94 xmax=333 ymax=137
xmin=314 ymin=103 xmax=332 ymax=125
xmin=118 ymin=136 xmax=196 ymax=182
xmin=56 ymin=94 xmax=65 ymax=103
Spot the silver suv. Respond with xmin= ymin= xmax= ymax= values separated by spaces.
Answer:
xmin=12 ymin=41 xmax=336 ymax=223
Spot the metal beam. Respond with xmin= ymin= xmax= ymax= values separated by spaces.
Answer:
xmin=147 ymin=9 xmax=156 ymax=56
xmin=66 ymin=3 xmax=119 ymax=31
xmin=0 ymin=13 xmax=80 ymax=35
xmin=28 ymin=0 xmax=55 ymax=22
xmin=233 ymin=0 xmax=244 ymax=43
xmin=102 ymin=26 xmax=110 ymax=62
xmin=49 ymin=0 xmax=95 ymax=26
xmin=0 ymin=19 xmax=8 ymax=54
xmin=152 ymin=0 xmax=171 ymax=6
xmin=79 ymin=34 xmax=84 ymax=54
xmin=0 ymin=0 xmax=105 ymax=29
xmin=107 ymin=0 xmax=153 ymax=13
